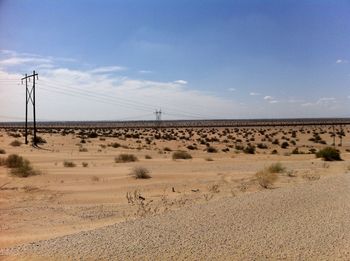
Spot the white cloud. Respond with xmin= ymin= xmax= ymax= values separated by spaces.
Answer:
xmin=90 ymin=66 xmax=126 ymax=74
xmin=0 ymin=57 xmax=52 ymax=66
xmin=317 ymin=97 xmax=336 ymax=104
xmin=336 ymin=59 xmax=348 ymax=64
xmin=174 ymin=80 xmax=187 ymax=85
xmin=249 ymin=92 xmax=260 ymax=96
xmin=138 ymin=70 xmax=153 ymax=74
xmin=263 ymin=95 xmax=273 ymax=100
xmin=228 ymin=88 xmax=236 ymax=92
xmin=269 ymin=100 xmax=279 ymax=104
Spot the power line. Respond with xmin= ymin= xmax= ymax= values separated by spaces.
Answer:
xmin=39 ymin=79 xmax=214 ymax=119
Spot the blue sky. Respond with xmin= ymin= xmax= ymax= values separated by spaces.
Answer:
xmin=0 ymin=0 xmax=349 ymax=121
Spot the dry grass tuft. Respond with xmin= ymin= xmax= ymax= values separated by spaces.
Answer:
xmin=10 ymin=140 xmax=21 ymax=147
xmin=63 ymin=160 xmax=76 ymax=167
xmin=0 ymin=154 xmax=40 ymax=177
xmin=130 ymin=166 xmax=152 ymax=179
xmin=115 ymin=154 xmax=138 ymax=163
xmin=256 ymin=170 xmax=278 ymax=189
xmin=172 ymin=151 xmax=192 ymax=160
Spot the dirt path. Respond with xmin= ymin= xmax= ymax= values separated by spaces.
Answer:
xmin=1 ymin=173 xmax=350 ymax=260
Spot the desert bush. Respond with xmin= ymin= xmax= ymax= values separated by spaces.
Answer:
xmin=280 ymin=142 xmax=289 ymax=149
xmin=79 ymin=147 xmax=88 ymax=152
xmin=82 ymin=162 xmax=89 ymax=167
xmin=172 ymin=151 xmax=192 ymax=160
xmin=257 ymin=143 xmax=268 ymax=149
xmin=256 ymin=169 xmax=278 ymax=189
xmin=32 ymin=136 xmax=46 ymax=144
xmin=115 ymin=154 xmax=138 ymax=163
xmin=0 ymin=154 xmax=39 ymax=177
xmin=88 ymin=132 xmax=98 ymax=138
xmin=10 ymin=140 xmax=21 ymax=147
xmin=186 ymin=145 xmax=197 ymax=150
xmin=205 ymin=157 xmax=214 ymax=161
xmin=63 ymin=160 xmax=76 ymax=167
xmin=291 ymin=148 xmax=299 ymax=154
xmin=0 ymin=148 xmax=6 ymax=154
xmin=109 ymin=142 xmax=120 ymax=148
xmin=271 ymin=149 xmax=278 ymax=154
xmin=91 ymin=175 xmax=99 ymax=181
xmin=243 ymin=145 xmax=255 ymax=154
xmin=316 ymin=147 xmax=342 ymax=161
xmin=206 ymin=146 xmax=218 ymax=153
xmin=163 ymin=147 xmax=172 ymax=152
xmin=145 ymin=155 xmax=152 ymax=159
xmin=130 ymin=166 xmax=151 ymax=179
xmin=267 ymin=162 xmax=285 ymax=173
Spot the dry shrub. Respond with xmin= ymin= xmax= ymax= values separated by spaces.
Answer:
xmin=115 ymin=154 xmax=138 ymax=163
xmin=91 ymin=175 xmax=99 ymax=182
xmin=145 ymin=155 xmax=152 ymax=159
xmin=82 ymin=162 xmax=89 ymax=167
xmin=130 ymin=166 xmax=151 ymax=179
xmin=63 ymin=160 xmax=76 ymax=167
xmin=267 ymin=162 xmax=285 ymax=173
xmin=256 ymin=169 xmax=278 ymax=189
xmin=0 ymin=148 xmax=6 ymax=154
xmin=316 ymin=147 xmax=341 ymax=161
xmin=10 ymin=140 xmax=21 ymax=147
xmin=0 ymin=154 xmax=40 ymax=177
xmin=172 ymin=151 xmax=192 ymax=160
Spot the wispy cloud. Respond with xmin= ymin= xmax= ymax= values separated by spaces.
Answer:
xmin=302 ymin=97 xmax=337 ymax=107
xmin=90 ymin=66 xmax=127 ymax=74
xmin=0 ymin=57 xmax=52 ymax=66
xmin=138 ymin=70 xmax=153 ymax=74
xmin=249 ymin=92 xmax=260 ymax=96
xmin=336 ymin=59 xmax=348 ymax=64
xmin=263 ymin=95 xmax=273 ymax=100
xmin=228 ymin=88 xmax=236 ymax=92
xmin=174 ymin=80 xmax=187 ymax=85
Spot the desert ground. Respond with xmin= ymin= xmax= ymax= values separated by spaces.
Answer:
xmin=0 ymin=125 xmax=349 ymax=260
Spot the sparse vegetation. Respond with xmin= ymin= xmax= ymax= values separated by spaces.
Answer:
xmin=145 ymin=155 xmax=152 ymax=159
xmin=10 ymin=140 xmax=21 ymax=147
xmin=316 ymin=147 xmax=342 ymax=161
xmin=243 ymin=145 xmax=255 ymax=154
xmin=172 ymin=151 xmax=192 ymax=160
xmin=256 ymin=163 xmax=283 ymax=188
xmin=82 ymin=162 xmax=89 ymax=167
xmin=267 ymin=162 xmax=285 ymax=173
xmin=32 ymin=136 xmax=47 ymax=144
xmin=256 ymin=169 xmax=278 ymax=189
xmin=63 ymin=160 xmax=76 ymax=167
xmin=130 ymin=166 xmax=151 ymax=179
xmin=115 ymin=154 xmax=138 ymax=163
xmin=0 ymin=154 xmax=40 ymax=177
xmin=0 ymin=148 xmax=6 ymax=154
xmin=206 ymin=146 xmax=218 ymax=153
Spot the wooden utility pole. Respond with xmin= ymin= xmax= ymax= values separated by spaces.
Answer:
xmin=21 ymin=71 xmax=38 ymax=145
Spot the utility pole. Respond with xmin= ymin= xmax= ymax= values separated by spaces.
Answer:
xmin=21 ymin=71 xmax=38 ymax=145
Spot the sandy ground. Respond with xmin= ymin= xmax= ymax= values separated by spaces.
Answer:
xmin=0 ymin=126 xmax=349 ymax=259
xmin=1 ymin=172 xmax=350 ymax=260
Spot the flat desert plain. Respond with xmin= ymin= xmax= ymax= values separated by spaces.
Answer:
xmin=0 ymin=125 xmax=350 ymax=260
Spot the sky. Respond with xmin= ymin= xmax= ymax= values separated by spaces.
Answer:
xmin=0 ymin=0 xmax=349 ymax=121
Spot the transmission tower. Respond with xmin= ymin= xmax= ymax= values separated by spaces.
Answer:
xmin=21 ymin=71 xmax=38 ymax=145
xmin=154 ymin=109 xmax=162 ymax=127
